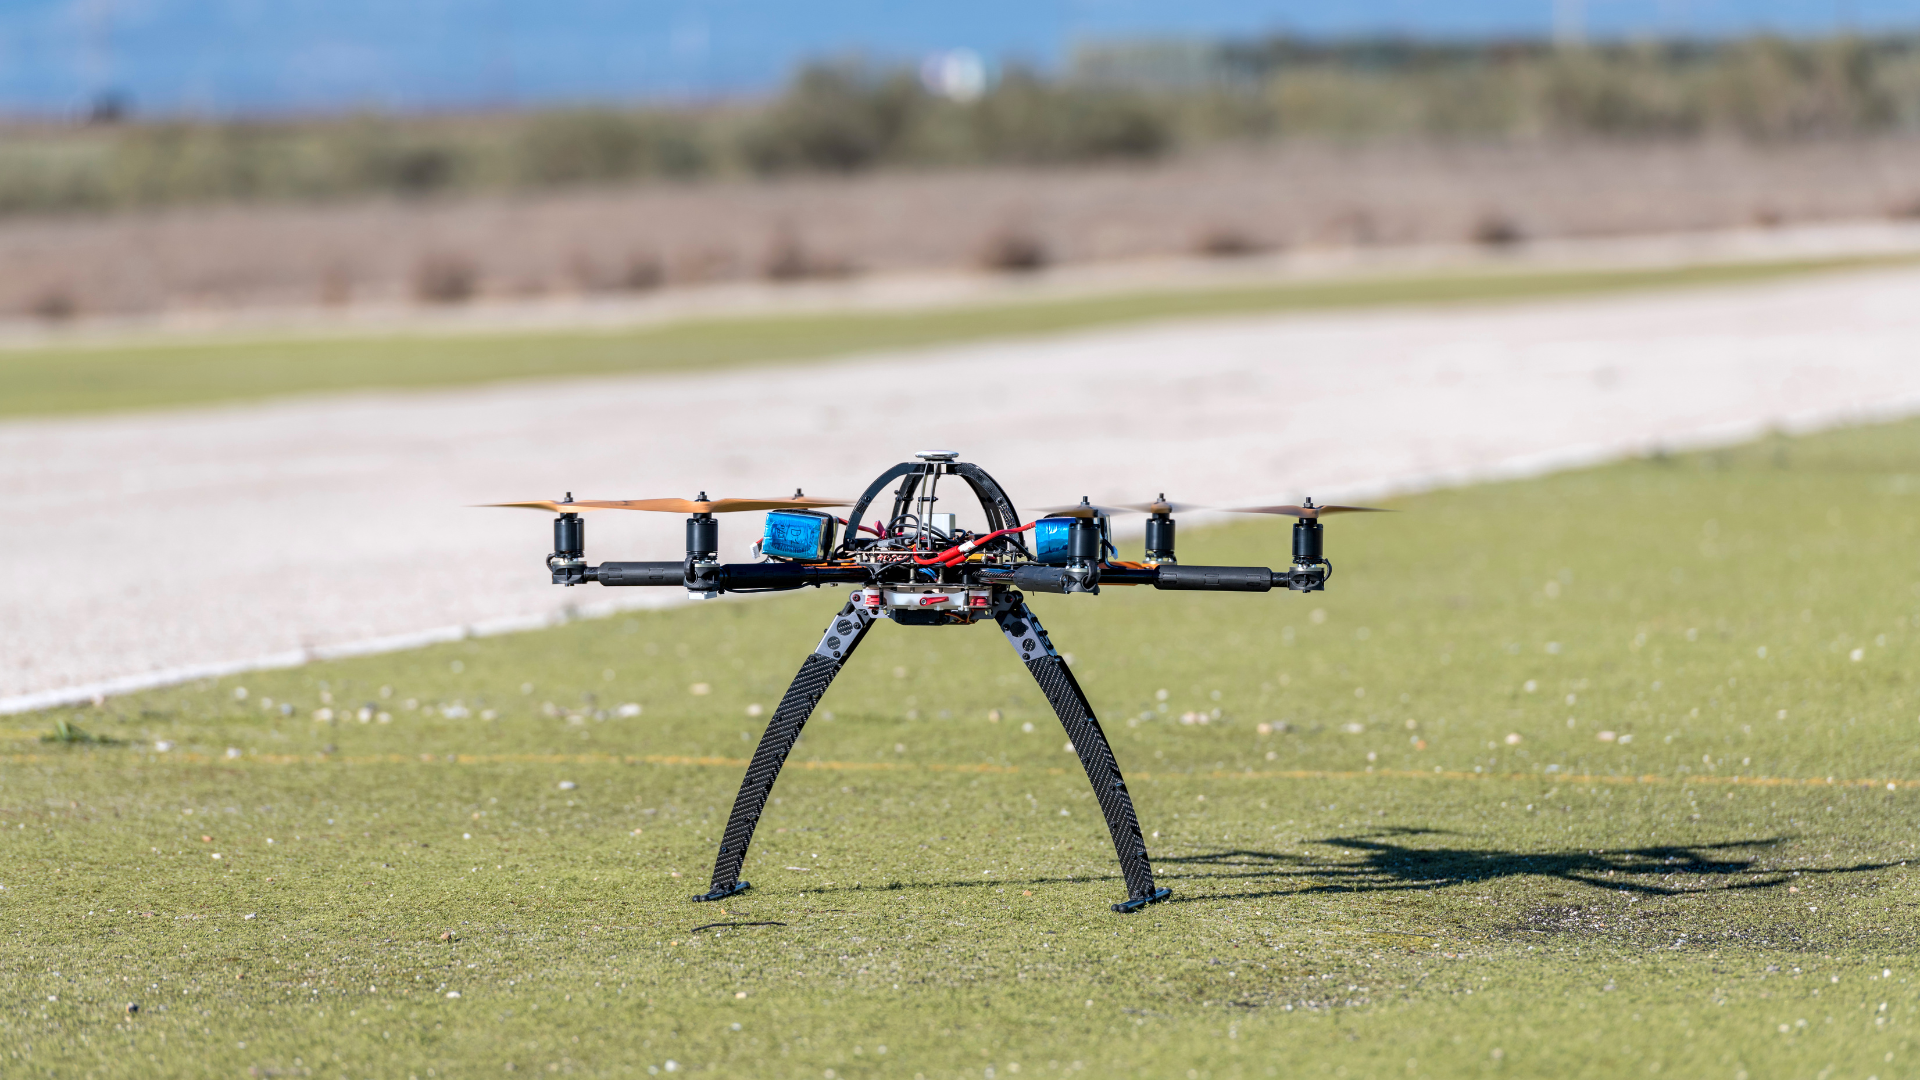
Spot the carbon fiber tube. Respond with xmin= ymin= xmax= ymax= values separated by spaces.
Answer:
xmin=595 ymin=561 xmax=685 ymax=587
xmin=719 ymin=564 xmax=866 ymax=591
xmin=1008 ymin=565 xmax=1072 ymax=593
xmin=1153 ymin=565 xmax=1275 ymax=592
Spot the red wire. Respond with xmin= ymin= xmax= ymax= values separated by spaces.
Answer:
xmin=911 ymin=522 xmax=1036 ymax=566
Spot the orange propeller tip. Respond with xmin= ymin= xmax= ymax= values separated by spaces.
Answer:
xmin=572 ymin=496 xmax=857 ymax=514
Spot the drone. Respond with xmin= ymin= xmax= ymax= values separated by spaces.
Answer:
xmin=491 ymin=451 xmax=1381 ymax=912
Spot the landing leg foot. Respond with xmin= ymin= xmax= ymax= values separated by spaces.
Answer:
xmin=693 ymin=881 xmax=751 ymax=903
xmin=1112 ymin=887 xmax=1172 ymax=914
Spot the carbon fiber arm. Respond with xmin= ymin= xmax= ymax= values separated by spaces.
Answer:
xmin=994 ymin=592 xmax=1171 ymax=912
xmin=696 ymin=597 xmax=878 ymax=901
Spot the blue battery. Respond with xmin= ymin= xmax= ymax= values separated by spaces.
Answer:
xmin=762 ymin=511 xmax=835 ymax=561
xmin=1032 ymin=517 xmax=1075 ymax=564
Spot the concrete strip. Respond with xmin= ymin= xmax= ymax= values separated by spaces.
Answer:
xmin=6 ymin=265 xmax=1920 ymax=711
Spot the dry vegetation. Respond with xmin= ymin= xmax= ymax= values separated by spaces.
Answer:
xmin=1 ymin=138 xmax=1918 ymax=320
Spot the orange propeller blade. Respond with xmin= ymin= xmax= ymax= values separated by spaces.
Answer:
xmin=479 ymin=500 xmax=606 ymax=513
xmin=572 ymin=495 xmax=854 ymax=514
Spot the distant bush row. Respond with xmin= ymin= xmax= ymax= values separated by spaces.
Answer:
xmin=0 ymin=34 xmax=1916 ymax=216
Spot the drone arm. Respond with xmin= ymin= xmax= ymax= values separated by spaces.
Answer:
xmin=593 ymin=561 xmax=684 ymax=586
xmin=1152 ymin=565 xmax=1278 ymax=591
xmin=591 ymin=561 xmax=870 ymax=592
xmin=1153 ymin=564 xmax=1328 ymax=592
xmin=976 ymin=563 xmax=1326 ymax=593
xmin=720 ymin=564 xmax=869 ymax=590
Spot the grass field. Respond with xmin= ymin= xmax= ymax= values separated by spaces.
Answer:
xmin=6 ymin=420 xmax=1920 ymax=1079
xmin=2 ymin=252 xmax=1912 ymax=419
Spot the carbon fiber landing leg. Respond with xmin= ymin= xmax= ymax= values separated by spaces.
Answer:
xmin=695 ymin=598 xmax=877 ymax=902
xmin=994 ymin=592 xmax=1171 ymax=913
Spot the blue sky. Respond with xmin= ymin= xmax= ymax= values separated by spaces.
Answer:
xmin=1 ymin=1 xmax=1915 ymax=116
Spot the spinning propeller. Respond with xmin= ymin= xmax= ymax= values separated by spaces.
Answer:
xmin=1125 ymin=494 xmax=1203 ymax=515
xmin=1225 ymin=497 xmax=1388 ymax=519
xmin=1031 ymin=494 xmax=1201 ymax=518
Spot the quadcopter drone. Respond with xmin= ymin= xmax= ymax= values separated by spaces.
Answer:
xmin=492 ymin=451 xmax=1380 ymax=912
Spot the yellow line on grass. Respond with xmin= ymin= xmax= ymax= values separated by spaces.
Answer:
xmin=4 ymin=748 xmax=1911 ymax=792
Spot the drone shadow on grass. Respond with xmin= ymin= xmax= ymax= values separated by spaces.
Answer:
xmin=1151 ymin=827 xmax=1903 ymax=904
xmin=820 ymin=827 xmax=1899 ymax=904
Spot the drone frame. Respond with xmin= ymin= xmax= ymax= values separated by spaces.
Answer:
xmin=510 ymin=454 xmax=1347 ymax=912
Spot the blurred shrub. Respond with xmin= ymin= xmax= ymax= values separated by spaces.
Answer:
xmin=1471 ymin=213 xmax=1527 ymax=246
xmin=413 ymin=253 xmax=478 ymax=304
xmin=516 ymin=109 xmax=707 ymax=184
xmin=1194 ymin=227 xmax=1269 ymax=257
xmin=0 ymin=34 xmax=1915 ymax=218
xmin=27 ymin=286 xmax=77 ymax=320
xmin=968 ymin=68 xmax=1171 ymax=163
xmin=741 ymin=65 xmax=927 ymax=172
xmin=978 ymin=228 xmax=1049 ymax=272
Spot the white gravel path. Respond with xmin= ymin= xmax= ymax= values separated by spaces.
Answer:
xmin=5 ymin=265 xmax=1919 ymax=711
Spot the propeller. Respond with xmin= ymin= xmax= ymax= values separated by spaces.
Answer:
xmin=1122 ymin=493 xmax=1204 ymax=516
xmin=484 ymin=490 xmax=851 ymax=514
xmin=1225 ymin=497 xmax=1389 ymax=520
xmin=1031 ymin=498 xmax=1129 ymax=519
xmin=482 ymin=498 xmax=603 ymax=513
xmin=1033 ymin=495 xmax=1199 ymax=518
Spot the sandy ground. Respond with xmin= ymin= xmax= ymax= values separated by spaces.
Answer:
xmin=4 ymin=138 xmax=1919 ymax=321
xmin=5 ymin=265 xmax=1920 ymax=710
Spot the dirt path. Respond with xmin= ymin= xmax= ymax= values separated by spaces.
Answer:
xmin=6 ymin=266 xmax=1919 ymax=709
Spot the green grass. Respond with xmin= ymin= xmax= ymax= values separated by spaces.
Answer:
xmin=8 ymin=420 xmax=1920 ymax=1078
xmin=4 ymin=252 xmax=1913 ymax=418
